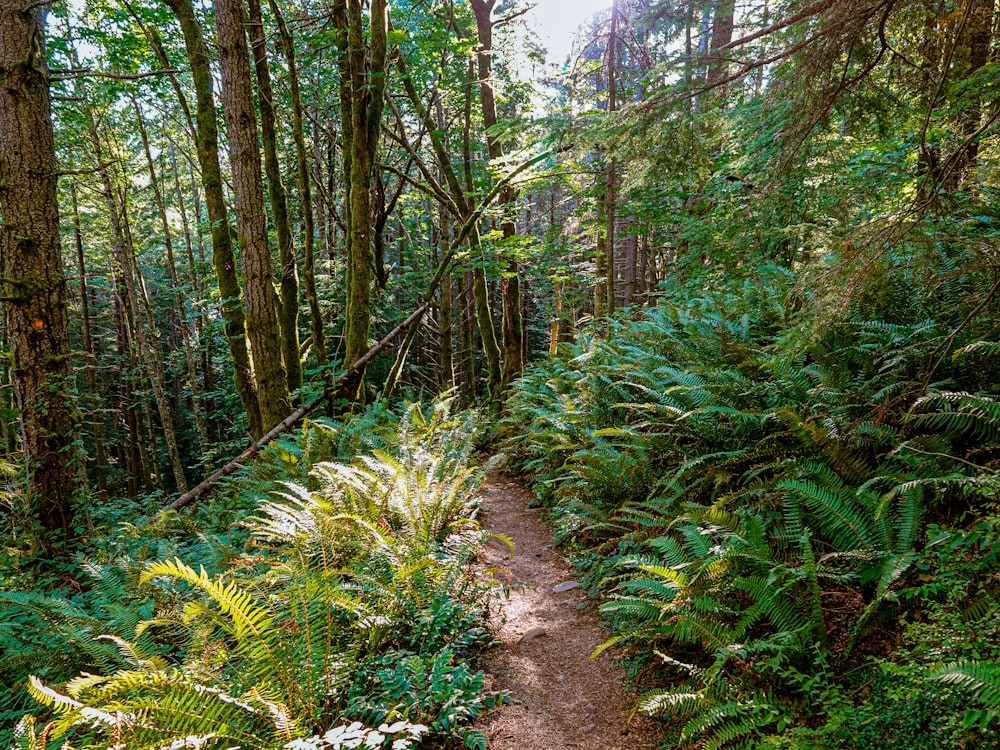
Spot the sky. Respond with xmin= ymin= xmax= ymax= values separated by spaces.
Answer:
xmin=527 ymin=0 xmax=612 ymax=68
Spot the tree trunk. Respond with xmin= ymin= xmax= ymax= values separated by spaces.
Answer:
xmin=247 ymin=0 xmax=301 ymax=393
xmin=164 ymin=0 xmax=262 ymax=438
xmin=336 ymin=0 xmax=389 ymax=402
xmin=170 ymin=140 xmax=217 ymax=436
xmin=215 ymin=0 xmax=289 ymax=430
xmin=314 ymin=127 xmax=330 ymax=280
xmin=136 ymin=102 xmax=210 ymax=459
xmin=638 ymin=231 xmax=649 ymax=302
xmin=951 ymin=0 xmax=993 ymax=189
xmin=119 ymin=185 xmax=189 ymax=493
xmin=707 ymin=0 xmax=735 ymax=87
xmin=70 ymin=50 xmax=188 ymax=495
xmin=624 ymin=225 xmax=637 ymax=307
xmin=595 ymin=221 xmax=607 ymax=316
xmin=472 ymin=258 xmax=503 ymax=398
xmin=470 ymin=0 xmax=523 ymax=387
xmin=550 ymin=280 xmax=562 ymax=356
xmin=604 ymin=0 xmax=619 ymax=314
xmin=268 ymin=0 xmax=330 ymax=396
xmin=605 ymin=162 xmax=617 ymax=313
xmin=70 ymin=174 xmax=108 ymax=497
xmin=0 ymin=0 xmax=83 ymax=542
xmin=461 ymin=271 xmax=477 ymax=402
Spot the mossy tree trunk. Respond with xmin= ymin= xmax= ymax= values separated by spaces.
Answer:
xmin=267 ymin=0 xmax=330 ymax=399
xmin=215 ymin=0 xmax=289 ymax=430
xmin=334 ymin=0 xmax=389 ymax=401
xmin=247 ymin=0 xmax=302 ymax=394
xmin=163 ymin=0 xmax=263 ymax=438
xmin=470 ymin=0 xmax=524 ymax=388
xmin=0 ymin=0 xmax=83 ymax=543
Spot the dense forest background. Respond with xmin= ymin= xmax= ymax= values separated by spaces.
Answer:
xmin=3 ymin=0 xmax=1000 ymax=747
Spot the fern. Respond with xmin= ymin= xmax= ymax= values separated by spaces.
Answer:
xmin=15 ymin=397 xmax=495 ymax=750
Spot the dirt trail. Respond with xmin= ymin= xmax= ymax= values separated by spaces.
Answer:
xmin=475 ymin=472 xmax=658 ymax=750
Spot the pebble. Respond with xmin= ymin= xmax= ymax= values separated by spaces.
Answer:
xmin=519 ymin=626 xmax=546 ymax=642
xmin=580 ymin=724 xmax=595 ymax=733
xmin=553 ymin=581 xmax=581 ymax=593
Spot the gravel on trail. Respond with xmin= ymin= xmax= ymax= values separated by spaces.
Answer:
xmin=474 ymin=473 xmax=659 ymax=750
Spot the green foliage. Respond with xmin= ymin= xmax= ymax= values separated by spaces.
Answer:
xmin=8 ymin=398 xmax=497 ymax=750
xmin=502 ymin=269 xmax=1000 ymax=749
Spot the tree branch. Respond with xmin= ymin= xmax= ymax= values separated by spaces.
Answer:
xmin=51 ymin=68 xmax=181 ymax=82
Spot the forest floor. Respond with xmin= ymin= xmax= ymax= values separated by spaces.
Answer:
xmin=474 ymin=471 xmax=659 ymax=750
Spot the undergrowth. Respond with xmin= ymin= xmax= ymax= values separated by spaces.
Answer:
xmin=2 ymin=398 xmax=501 ymax=750
xmin=501 ymin=265 xmax=1000 ymax=749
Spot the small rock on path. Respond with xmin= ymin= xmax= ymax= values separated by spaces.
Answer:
xmin=475 ymin=472 xmax=658 ymax=750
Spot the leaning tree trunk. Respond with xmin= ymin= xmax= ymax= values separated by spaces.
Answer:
xmin=70 ymin=176 xmax=109 ymax=497
xmin=215 ymin=0 xmax=289 ymax=430
xmin=69 ymin=49 xmax=188 ymax=495
xmin=163 ymin=0 xmax=263 ymax=438
xmin=169 ymin=140 xmax=217 ymax=435
xmin=397 ymin=47 xmax=501 ymax=398
xmin=120 ymin=187 xmax=189 ymax=493
xmin=0 ymin=0 xmax=83 ymax=543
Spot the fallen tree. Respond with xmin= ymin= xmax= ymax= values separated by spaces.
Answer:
xmin=159 ymin=149 xmax=550 ymax=513
xmin=160 ymin=304 xmax=427 ymax=512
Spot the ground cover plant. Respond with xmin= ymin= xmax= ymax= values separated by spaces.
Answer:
xmin=7 ymin=0 xmax=1000 ymax=747
xmin=501 ymin=266 xmax=1000 ymax=749
xmin=3 ymin=400 xmax=501 ymax=750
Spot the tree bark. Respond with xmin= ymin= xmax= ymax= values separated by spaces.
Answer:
xmin=215 ymin=0 xmax=289 ymax=430
xmin=335 ymin=0 xmax=389 ymax=402
xmin=136 ymin=102 xmax=210 ymax=459
xmin=470 ymin=0 xmax=523 ymax=387
xmin=268 ymin=0 xmax=330 ymax=396
xmin=247 ymin=0 xmax=302 ymax=393
xmin=163 ymin=0 xmax=262 ymax=438
xmin=0 ymin=0 xmax=83 ymax=541
xmin=707 ymin=0 xmax=736 ymax=87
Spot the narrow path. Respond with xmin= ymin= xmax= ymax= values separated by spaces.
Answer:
xmin=474 ymin=472 xmax=658 ymax=750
